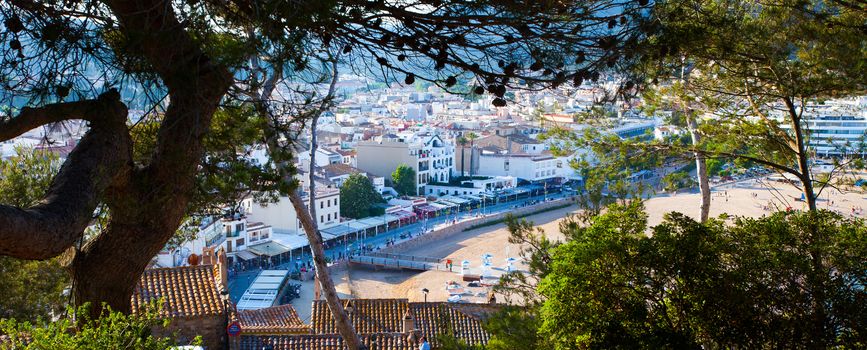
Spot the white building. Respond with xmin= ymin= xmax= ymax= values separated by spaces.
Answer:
xmin=424 ymin=175 xmax=517 ymax=196
xmin=776 ymin=98 xmax=867 ymax=157
xmin=154 ymin=213 xmax=275 ymax=268
xmin=477 ymin=151 xmax=561 ymax=183
xmin=249 ymin=186 xmax=341 ymax=236
xmin=356 ymin=133 xmax=455 ymax=195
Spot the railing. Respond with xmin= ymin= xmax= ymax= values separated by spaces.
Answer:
xmin=349 ymin=255 xmax=446 ymax=271
xmin=206 ymin=233 xmax=226 ymax=248
xmin=366 ymin=252 xmax=442 ymax=264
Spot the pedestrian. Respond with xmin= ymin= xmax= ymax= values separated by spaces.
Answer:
xmin=419 ymin=336 xmax=430 ymax=350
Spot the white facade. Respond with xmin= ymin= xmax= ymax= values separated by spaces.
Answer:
xmin=775 ymin=100 xmax=867 ymax=157
xmin=155 ymin=213 xmax=274 ymax=268
xmin=248 ymin=188 xmax=341 ymax=236
xmin=356 ymin=134 xmax=455 ymax=195
xmin=425 ymin=176 xmax=517 ymax=196
xmin=477 ymin=152 xmax=561 ymax=182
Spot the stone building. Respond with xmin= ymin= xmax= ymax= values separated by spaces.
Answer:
xmin=131 ymin=252 xmax=230 ymax=349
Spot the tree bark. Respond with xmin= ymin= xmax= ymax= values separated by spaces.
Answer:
xmin=288 ymin=193 xmax=365 ymax=350
xmin=254 ymin=56 xmax=364 ymax=350
xmin=686 ymin=111 xmax=711 ymax=222
xmin=0 ymin=91 xmax=130 ymax=260
xmin=784 ymin=98 xmax=817 ymax=212
xmin=69 ymin=0 xmax=232 ymax=315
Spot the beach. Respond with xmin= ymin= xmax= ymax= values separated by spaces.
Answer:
xmin=291 ymin=177 xmax=867 ymax=316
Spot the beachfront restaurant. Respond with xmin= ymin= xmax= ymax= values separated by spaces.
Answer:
xmin=438 ymin=195 xmax=472 ymax=210
xmin=245 ymin=241 xmax=293 ymax=268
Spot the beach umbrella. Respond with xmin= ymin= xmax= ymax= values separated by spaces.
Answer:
xmin=461 ymin=260 xmax=471 ymax=267
xmin=505 ymin=257 xmax=517 ymax=263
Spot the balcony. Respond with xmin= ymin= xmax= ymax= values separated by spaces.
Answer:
xmin=206 ymin=233 xmax=226 ymax=248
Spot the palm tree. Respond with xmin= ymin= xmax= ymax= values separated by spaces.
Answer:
xmin=466 ymin=132 xmax=478 ymax=177
xmin=457 ymin=136 xmax=467 ymax=177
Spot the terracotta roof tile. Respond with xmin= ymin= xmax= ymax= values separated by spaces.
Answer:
xmin=409 ymin=302 xmax=491 ymax=347
xmin=239 ymin=333 xmax=416 ymax=350
xmin=131 ymin=265 xmax=224 ymax=318
xmin=308 ymin=298 xmax=496 ymax=348
xmin=238 ymin=305 xmax=310 ymax=334
xmin=311 ymin=299 xmax=409 ymax=334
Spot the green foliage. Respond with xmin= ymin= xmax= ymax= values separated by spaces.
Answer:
xmin=521 ymin=204 xmax=867 ymax=349
xmin=391 ymin=164 xmax=417 ymax=196
xmin=130 ymin=106 xmax=283 ymax=216
xmin=543 ymin=126 xmax=654 ymax=219
xmin=0 ymin=302 xmax=197 ymax=349
xmin=705 ymin=158 xmax=724 ymax=177
xmin=661 ymin=171 xmax=696 ymax=191
xmin=636 ymin=0 xmax=867 ymax=209
xmin=339 ymin=173 xmax=382 ymax=219
xmin=0 ymin=147 xmax=68 ymax=322
xmin=483 ymin=306 xmax=545 ymax=350
xmin=0 ymin=147 xmax=60 ymax=207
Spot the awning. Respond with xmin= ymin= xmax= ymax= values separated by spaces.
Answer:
xmin=270 ymin=233 xmax=310 ymax=250
xmin=394 ymin=210 xmax=417 ymax=219
xmin=346 ymin=221 xmax=372 ymax=232
xmin=440 ymin=195 xmax=469 ymax=205
xmin=246 ymin=242 xmax=291 ymax=257
xmin=384 ymin=214 xmax=401 ymax=224
xmin=236 ymin=250 xmax=258 ymax=261
xmin=429 ymin=201 xmax=451 ymax=209
xmin=415 ymin=204 xmax=438 ymax=212
xmin=321 ymin=224 xmax=356 ymax=240
xmin=358 ymin=217 xmax=387 ymax=227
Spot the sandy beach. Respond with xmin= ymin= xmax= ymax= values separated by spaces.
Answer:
xmin=312 ymin=177 xmax=867 ymax=314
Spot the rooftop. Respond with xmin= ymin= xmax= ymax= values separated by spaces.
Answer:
xmin=131 ymin=264 xmax=224 ymax=319
xmin=237 ymin=304 xmax=309 ymax=334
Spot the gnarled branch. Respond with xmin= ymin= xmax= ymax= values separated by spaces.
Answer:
xmin=0 ymin=90 xmax=131 ymax=260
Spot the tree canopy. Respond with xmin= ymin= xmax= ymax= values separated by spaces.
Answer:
xmin=0 ymin=0 xmax=661 ymax=317
xmin=391 ymin=164 xmax=417 ymax=197
xmin=491 ymin=202 xmax=867 ymax=349
xmin=339 ymin=173 xmax=382 ymax=219
xmin=0 ymin=147 xmax=69 ymax=323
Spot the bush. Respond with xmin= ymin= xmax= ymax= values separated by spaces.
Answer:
xmin=0 ymin=302 xmax=199 ymax=349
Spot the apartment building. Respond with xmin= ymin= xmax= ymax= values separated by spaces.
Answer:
xmin=356 ymin=133 xmax=455 ymax=195
xmin=776 ymin=98 xmax=867 ymax=157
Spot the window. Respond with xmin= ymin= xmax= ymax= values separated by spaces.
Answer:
xmin=226 ymin=241 xmax=232 ymax=252
xmin=236 ymin=238 xmax=245 ymax=247
xmin=262 ymin=232 xmax=269 ymax=239
xmin=235 ymin=223 xmax=244 ymax=232
xmin=320 ymin=202 xmax=324 ymax=209
xmin=327 ymin=213 xmax=331 ymax=221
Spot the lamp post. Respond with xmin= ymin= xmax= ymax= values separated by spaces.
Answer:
xmin=421 ymin=288 xmax=429 ymax=303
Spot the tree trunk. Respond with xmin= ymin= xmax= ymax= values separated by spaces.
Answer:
xmin=469 ymin=139 xmax=475 ymax=177
xmin=460 ymin=143 xmax=466 ymax=177
xmin=256 ymin=57 xmax=364 ymax=350
xmin=786 ymin=105 xmax=817 ymax=212
xmin=289 ymin=193 xmax=365 ymax=350
xmin=686 ymin=111 xmax=711 ymax=222
xmin=69 ymin=0 xmax=233 ymax=316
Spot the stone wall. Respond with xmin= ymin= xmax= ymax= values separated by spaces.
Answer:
xmin=378 ymin=198 xmax=574 ymax=255
xmin=155 ymin=315 xmax=227 ymax=349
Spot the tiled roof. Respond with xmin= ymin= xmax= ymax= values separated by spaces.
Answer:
xmin=238 ymin=305 xmax=310 ymax=334
xmin=321 ymin=163 xmax=364 ymax=178
xmin=311 ymin=299 xmax=409 ymax=334
xmin=131 ymin=265 xmax=223 ymax=318
xmin=309 ymin=299 xmax=494 ymax=348
xmin=410 ymin=303 xmax=491 ymax=347
xmin=239 ymin=333 xmax=416 ymax=350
